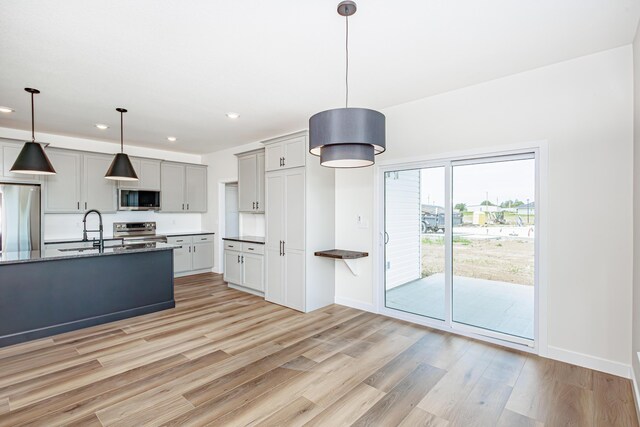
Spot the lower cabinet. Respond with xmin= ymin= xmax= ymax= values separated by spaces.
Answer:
xmin=167 ymin=234 xmax=215 ymax=276
xmin=223 ymin=241 xmax=264 ymax=294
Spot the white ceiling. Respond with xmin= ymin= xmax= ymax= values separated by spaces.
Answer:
xmin=1 ymin=0 xmax=638 ymax=154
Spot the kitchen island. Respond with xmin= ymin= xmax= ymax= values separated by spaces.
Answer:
xmin=0 ymin=242 xmax=177 ymax=347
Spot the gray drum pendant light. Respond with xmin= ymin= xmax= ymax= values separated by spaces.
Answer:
xmin=105 ymin=108 xmax=138 ymax=181
xmin=309 ymin=0 xmax=385 ymax=168
xmin=10 ymin=88 xmax=56 ymax=175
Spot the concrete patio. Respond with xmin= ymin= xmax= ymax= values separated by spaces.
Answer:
xmin=385 ymin=273 xmax=534 ymax=339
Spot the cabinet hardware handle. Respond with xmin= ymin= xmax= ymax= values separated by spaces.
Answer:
xmin=237 ymin=254 xmax=240 ymax=263
xmin=282 ymin=240 xmax=285 ymax=255
xmin=85 ymin=202 xmax=87 ymax=210
xmin=256 ymin=201 xmax=259 ymax=210
xmin=253 ymin=202 xmax=255 ymax=209
xmin=201 ymin=238 xmax=206 ymax=240
xmin=77 ymin=201 xmax=80 ymax=210
xmin=177 ymin=240 xmax=183 ymax=242
xmin=248 ymin=248 xmax=254 ymax=251
xmin=283 ymin=157 xmax=285 ymax=166
xmin=189 ymin=246 xmax=191 ymax=253
xmin=228 ymin=245 xmax=233 ymax=248
xmin=187 ymin=203 xmax=190 ymax=210
xmin=241 ymin=255 xmax=244 ymax=263
xmin=194 ymin=246 xmax=196 ymax=253
xmin=182 ymin=203 xmax=185 ymax=210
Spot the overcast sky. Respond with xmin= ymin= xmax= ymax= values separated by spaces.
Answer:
xmin=419 ymin=159 xmax=535 ymax=207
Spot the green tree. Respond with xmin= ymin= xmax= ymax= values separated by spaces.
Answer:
xmin=454 ymin=203 xmax=467 ymax=212
xmin=480 ymin=200 xmax=494 ymax=206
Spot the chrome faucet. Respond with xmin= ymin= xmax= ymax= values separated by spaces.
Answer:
xmin=82 ymin=209 xmax=104 ymax=251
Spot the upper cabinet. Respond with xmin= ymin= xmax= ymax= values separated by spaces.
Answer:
xmin=161 ymin=162 xmax=207 ymax=212
xmin=118 ymin=158 xmax=161 ymax=191
xmin=0 ymin=140 xmax=40 ymax=182
xmin=237 ymin=149 xmax=265 ymax=213
xmin=45 ymin=149 xmax=117 ymax=213
xmin=264 ymin=134 xmax=306 ymax=172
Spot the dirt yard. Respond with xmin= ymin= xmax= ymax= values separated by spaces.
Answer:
xmin=422 ymin=234 xmax=534 ymax=285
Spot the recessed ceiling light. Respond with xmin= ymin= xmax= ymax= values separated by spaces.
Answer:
xmin=226 ymin=112 xmax=240 ymax=119
xmin=0 ymin=106 xmax=15 ymax=113
xmin=95 ymin=123 xmax=109 ymax=130
xmin=167 ymin=136 xmax=177 ymax=142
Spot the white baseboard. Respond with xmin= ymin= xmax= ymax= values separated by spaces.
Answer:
xmin=334 ymin=296 xmax=377 ymax=313
xmin=546 ymin=345 xmax=631 ymax=378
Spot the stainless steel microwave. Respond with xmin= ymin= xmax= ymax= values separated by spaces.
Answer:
xmin=118 ymin=190 xmax=161 ymax=211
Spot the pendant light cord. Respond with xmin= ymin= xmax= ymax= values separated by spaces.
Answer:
xmin=345 ymin=14 xmax=349 ymax=109
xmin=120 ymin=111 xmax=124 ymax=153
xmin=30 ymin=91 xmax=35 ymax=143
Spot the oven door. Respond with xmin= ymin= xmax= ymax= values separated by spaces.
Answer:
xmin=119 ymin=190 xmax=160 ymax=211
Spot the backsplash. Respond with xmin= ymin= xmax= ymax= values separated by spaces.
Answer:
xmin=44 ymin=211 xmax=203 ymax=241
xmin=239 ymin=213 xmax=265 ymax=237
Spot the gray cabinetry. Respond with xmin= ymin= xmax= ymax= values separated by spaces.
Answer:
xmin=237 ymin=149 xmax=265 ymax=213
xmin=161 ymin=162 xmax=207 ymax=212
xmin=44 ymin=149 xmax=116 ymax=213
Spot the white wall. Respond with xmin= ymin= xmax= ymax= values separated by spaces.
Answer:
xmin=201 ymin=140 xmax=264 ymax=272
xmin=0 ymin=127 xmax=204 ymax=240
xmin=336 ymin=46 xmax=634 ymax=374
xmin=632 ymin=22 xmax=640 ymax=392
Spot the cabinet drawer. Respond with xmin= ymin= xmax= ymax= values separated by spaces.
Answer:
xmin=242 ymin=243 xmax=264 ymax=254
xmin=224 ymin=241 xmax=241 ymax=251
xmin=194 ymin=234 xmax=215 ymax=243
xmin=168 ymin=236 xmax=193 ymax=246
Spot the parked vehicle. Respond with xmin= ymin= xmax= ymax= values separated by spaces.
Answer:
xmin=421 ymin=211 xmax=462 ymax=233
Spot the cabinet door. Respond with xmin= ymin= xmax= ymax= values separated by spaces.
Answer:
xmin=83 ymin=153 xmax=117 ymax=212
xmin=283 ymin=137 xmax=306 ymax=169
xmin=139 ymin=159 xmax=161 ymax=191
xmin=237 ymin=154 xmax=257 ymax=212
xmin=161 ymin=163 xmax=185 ymax=212
xmin=117 ymin=158 xmax=142 ymax=189
xmin=265 ymin=247 xmax=284 ymax=305
xmin=2 ymin=144 xmax=37 ymax=180
xmin=192 ymin=241 xmax=214 ymax=270
xmin=242 ymin=253 xmax=264 ymax=292
xmin=44 ymin=150 xmax=82 ymax=213
xmin=255 ymin=152 xmax=265 ymax=213
xmin=264 ymin=143 xmax=284 ymax=172
xmin=169 ymin=236 xmax=192 ymax=273
xmin=265 ymin=172 xmax=284 ymax=250
xmin=224 ymin=250 xmax=243 ymax=284
xmin=185 ymin=165 xmax=207 ymax=212
xmin=284 ymin=169 xmax=305 ymax=251
xmin=285 ymin=249 xmax=306 ymax=311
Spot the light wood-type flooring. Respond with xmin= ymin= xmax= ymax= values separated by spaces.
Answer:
xmin=0 ymin=273 xmax=637 ymax=426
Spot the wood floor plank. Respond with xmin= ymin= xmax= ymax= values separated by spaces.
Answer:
xmin=352 ymin=363 xmax=446 ymax=426
xmin=303 ymin=383 xmax=386 ymax=427
xmin=447 ymin=376 xmax=513 ymax=427
xmin=593 ymin=371 xmax=639 ymax=427
xmin=0 ymin=272 xmax=635 ymax=426
xmin=417 ymin=340 xmax=497 ymax=419
xmin=398 ymin=407 xmax=450 ymax=427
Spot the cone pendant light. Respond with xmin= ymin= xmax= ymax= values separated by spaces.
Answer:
xmin=10 ymin=88 xmax=56 ymax=175
xmin=309 ymin=1 xmax=385 ymax=168
xmin=105 ymin=108 xmax=138 ymax=181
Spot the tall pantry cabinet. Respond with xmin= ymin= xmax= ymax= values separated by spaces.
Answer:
xmin=263 ymin=131 xmax=335 ymax=312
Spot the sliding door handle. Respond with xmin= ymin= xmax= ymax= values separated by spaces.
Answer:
xmin=384 ymin=232 xmax=389 ymax=244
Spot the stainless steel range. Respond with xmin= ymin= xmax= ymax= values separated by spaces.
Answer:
xmin=113 ymin=222 xmax=167 ymax=244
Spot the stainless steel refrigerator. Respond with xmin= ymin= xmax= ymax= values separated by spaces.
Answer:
xmin=0 ymin=184 xmax=41 ymax=253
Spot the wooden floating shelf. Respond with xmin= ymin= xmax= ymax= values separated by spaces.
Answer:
xmin=314 ymin=249 xmax=369 ymax=260
xmin=314 ymin=249 xmax=368 ymax=276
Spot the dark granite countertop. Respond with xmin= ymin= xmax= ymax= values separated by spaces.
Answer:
xmin=223 ymin=236 xmax=265 ymax=245
xmin=0 ymin=242 xmax=179 ymax=266
xmin=45 ymin=236 xmax=122 ymax=245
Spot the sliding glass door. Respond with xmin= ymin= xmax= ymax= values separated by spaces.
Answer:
xmin=383 ymin=153 xmax=537 ymax=345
